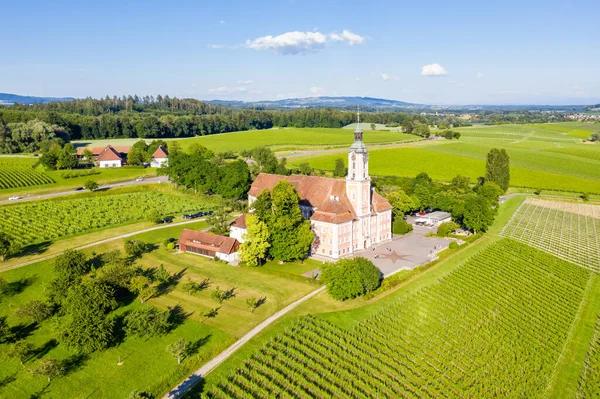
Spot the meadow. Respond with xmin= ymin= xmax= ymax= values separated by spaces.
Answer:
xmin=0 ymin=222 xmax=319 ymax=398
xmin=206 ymin=239 xmax=592 ymax=398
xmin=73 ymin=127 xmax=419 ymax=154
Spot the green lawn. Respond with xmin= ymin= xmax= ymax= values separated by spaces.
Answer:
xmin=0 ymin=224 xmax=318 ymax=398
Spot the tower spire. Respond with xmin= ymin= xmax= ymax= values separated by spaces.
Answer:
xmin=353 ymin=106 xmax=363 ymax=144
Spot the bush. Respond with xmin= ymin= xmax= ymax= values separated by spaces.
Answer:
xmin=321 ymin=257 xmax=381 ymax=301
xmin=392 ymin=218 xmax=413 ymax=235
xmin=449 ymin=242 xmax=459 ymax=250
xmin=437 ymin=221 xmax=460 ymax=237
xmin=581 ymin=192 xmax=590 ymax=202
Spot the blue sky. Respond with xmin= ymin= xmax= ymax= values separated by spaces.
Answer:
xmin=1 ymin=0 xmax=599 ymax=105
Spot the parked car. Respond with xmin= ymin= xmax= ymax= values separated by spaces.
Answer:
xmin=163 ymin=216 xmax=174 ymax=223
xmin=75 ymin=187 xmax=84 ymax=191
xmin=8 ymin=196 xmax=21 ymax=201
xmin=135 ymin=177 xmax=144 ymax=182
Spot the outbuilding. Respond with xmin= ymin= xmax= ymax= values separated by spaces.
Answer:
xmin=97 ymin=145 xmax=125 ymax=168
xmin=151 ymin=146 xmax=169 ymax=168
xmin=229 ymin=214 xmax=247 ymax=244
xmin=418 ymin=211 xmax=452 ymax=227
xmin=178 ymin=229 xmax=240 ymax=263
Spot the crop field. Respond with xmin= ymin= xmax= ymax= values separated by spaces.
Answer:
xmin=0 ymin=158 xmax=54 ymax=189
xmin=206 ymin=239 xmax=591 ymax=398
xmin=501 ymin=198 xmax=600 ymax=272
xmin=578 ymin=317 xmax=600 ymax=398
xmin=0 ymin=190 xmax=204 ymax=247
xmin=291 ymin=147 xmax=600 ymax=194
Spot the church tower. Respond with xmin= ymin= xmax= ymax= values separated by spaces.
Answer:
xmin=346 ymin=112 xmax=371 ymax=218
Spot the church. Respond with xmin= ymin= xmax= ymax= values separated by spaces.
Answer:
xmin=230 ymin=119 xmax=393 ymax=259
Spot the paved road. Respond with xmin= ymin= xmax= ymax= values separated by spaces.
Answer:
xmin=0 ymin=217 xmax=205 ymax=273
xmin=0 ymin=175 xmax=169 ymax=204
xmin=163 ymin=285 xmax=326 ymax=399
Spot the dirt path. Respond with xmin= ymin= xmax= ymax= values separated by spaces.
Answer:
xmin=0 ymin=217 xmax=206 ymax=273
xmin=163 ymin=285 xmax=326 ymax=399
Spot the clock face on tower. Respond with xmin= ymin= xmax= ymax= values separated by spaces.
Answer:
xmin=351 ymin=153 xmax=356 ymax=161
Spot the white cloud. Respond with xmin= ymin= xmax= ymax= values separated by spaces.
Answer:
xmin=208 ymin=86 xmax=248 ymax=95
xmin=477 ymin=72 xmax=484 ymax=78
xmin=220 ymin=20 xmax=225 ymax=24
xmin=245 ymin=29 xmax=365 ymax=55
xmin=329 ymin=30 xmax=365 ymax=45
xmin=310 ymin=86 xmax=325 ymax=95
xmin=421 ymin=63 xmax=448 ymax=76
xmin=236 ymin=80 xmax=254 ymax=85
xmin=210 ymin=44 xmax=225 ymax=49
xmin=380 ymin=73 xmax=399 ymax=81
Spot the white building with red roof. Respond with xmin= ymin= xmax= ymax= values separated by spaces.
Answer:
xmin=151 ymin=146 xmax=169 ymax=168
xmin=178 ymin=229 xmax=240 ymax=262
xmin=232 ymin=119 xmax=392 ymax=259
xmin=97 ymin=145 xmax=126 ymax=168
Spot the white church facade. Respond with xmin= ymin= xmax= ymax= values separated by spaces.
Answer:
xmin=231 ymin=120 xmax=393 ymax=260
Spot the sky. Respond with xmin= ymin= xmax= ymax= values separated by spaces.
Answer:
xmin=1 ymin=0 xmax=599 ymax=105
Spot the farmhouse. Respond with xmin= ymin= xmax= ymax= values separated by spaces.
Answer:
xmin=233 ymin=119 xmax=392 ymax=259
xmin=97 ymin=145 xmax=126 ymax=168
xmin=178 ymin=228 xmax=240 ymax=262
xmin=229 ymin=213 xmax=247 ymax=244
xmin=151 ymin=146 xmax=169 ymax=168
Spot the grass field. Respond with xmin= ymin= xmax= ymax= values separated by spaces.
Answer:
xmin=0 ymin=221 xmax=319 ymax=398
xmin=72 ymin=128 xmax=419 ymax=154
xmin=205 ymin=239 xmax=592 ymax=398
xmin=578 ymin=317 xmax=600 ymax=398
xmin=291 ymin=146 xmax=600 ymax=194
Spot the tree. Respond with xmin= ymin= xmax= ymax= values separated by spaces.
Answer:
xmin=128 ymin=391 xmax=152 ymax=399
xmin=124 ymin=306 xmax=171 ymax=338
xmin=246 ymin=297 xmax=261 ymax=313
xmin=54 ymin=249 xmax=89 ymax=280
xmin=321 ymin=257 xmax=381 ymax=301
xmin=297 ymin=163 xmax=313 ymax=176
xmin=59 ymin=281 xmax=116 ymax=353
xmin=333 ymin=158 xmax=347 ymax=177
xmin=124 ymin=240 xmax=151 ymax=257
xmin=269 ymin=181 xmax=314 ymax=261
xmin=392 ymin=218 xmax=413 ymax=235
xmin=387 ymin=189 xmax=419 ymax=218
xmin=166 ymin=338 xmax=190 ymax=364
xmin=451 ymin=175 xmax=471 ymax=193
xmin=207 ymin=206 xmax=232 ymax=236
xmin=7 ymin=340 xmax=32 ymax=364
xmin=485 ymin=149 xmax=510 ymax=192
xmin=239 ymin=214 xmax=270 ymax=267
xmin=16 ymin=300 xmax=53 ymax=323
xmin=148 ymin=209 xmax=163 ymax=224
xmin=437 ymin=221 xmax=460 ymax=237
xmin=211 ymin=286 xmax=235 ymax=303
xmin=370 ymin=123 xmax=376 ymax=130
xmin=84 ymin=179 xmax=98 ymax=192
xmin=127 ymin=140 xmax=149 ymax=165
xmin=589 ymin=132 xmax=600 ymax=142
xmin=581 ymin=192 xmax=590 ymax=202
xmin=214 ymin=160 xmax=251 ymax=199
xmin=413 ymin=123 xmax=430 ymax=138
xmin=0 ymin=232 xmax=19 ymax=261
xmin=29 ymin=358 xmax=65 ymax=382
xmin=128 ymin=275 xmax=155 ymax=303
xmin=154 ymin=264 xmax=171 ymax=284
xmin=0 ymin=316 xmax=10 ymax=343
xmin=252 ymin=189 xmax=273 ymax=224
xmin=476 ymin=181 xmax=503 ymax=205
xmin=463 ymin=195 xmax=495 ymax=233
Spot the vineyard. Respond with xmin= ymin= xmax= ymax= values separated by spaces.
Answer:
xmin=0 ymin=191 xmax=203 ymax=246
xmin=0 ymin=158 xmax=54 ymax=189
xmin=501 ymin=198 xmax=600 ymax=272
xmin=578 ymin=317 xmax=600 ymax=398
xmin=207 ymin=240 xmax=591 ymax=398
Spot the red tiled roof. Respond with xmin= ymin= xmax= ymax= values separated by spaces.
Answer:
xmin=152 ymin=146 xmax=168 ymax=158
xmin=230 ymin=214 xmax=247 ymax=229
xmin=76 ymin=145 xmax=131 ymax=156
xmin=178 ymin=229 xmax=239 ymax=255
xmin=97 ymin=145 xmax=124 ymax=162
xmin=372 ymin=190 xmax=393 ymax=212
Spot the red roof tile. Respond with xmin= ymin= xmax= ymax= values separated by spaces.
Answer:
xmin=97 ymin=145 xmax=124 ymax=162
xmin=372 ymin=191 xmax=393 ymax=212
xmin=230 ymin=214 xmax=247 ymax=229
xmin=178 ymin=229 xmax=239 ymax=255
xmin=152 ymin=146 xmax=168 ymax=158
